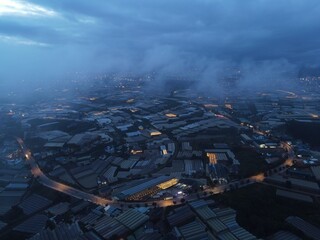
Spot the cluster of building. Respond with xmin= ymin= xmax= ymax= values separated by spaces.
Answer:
xmin=1 ymin=75 xmax=320 ymax=239
xmin=167 ymin=199 xmax=257 ymax=240
xmin=113 ymin=176 xmax=179 ymax=201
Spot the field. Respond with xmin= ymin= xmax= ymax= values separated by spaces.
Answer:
xmin=214 ymin=183 xmax=320 ymax=238
xmin=233 ymin=147 xmax=268 ymax=177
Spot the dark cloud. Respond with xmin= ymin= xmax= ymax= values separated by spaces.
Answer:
xmin=0 ymin=0 xmax=320 ymax=93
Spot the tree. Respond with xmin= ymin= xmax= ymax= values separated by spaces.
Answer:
xmin=46 ymin=219 xmax=55 ymax=230
xmin=285 ymin=180 xmax=292 ymax=188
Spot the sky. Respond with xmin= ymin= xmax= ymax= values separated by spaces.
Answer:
xmin=0 ymin=0 xmax=320 ymax=92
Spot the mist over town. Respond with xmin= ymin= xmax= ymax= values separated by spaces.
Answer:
xmin=1 ymin=1 xmax=320 ymax=240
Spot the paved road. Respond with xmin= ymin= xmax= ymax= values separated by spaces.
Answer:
xmin=18 ymin=138 xmax=110 ymax=206
xmin=17 ymin=138 xmax=295 ymax=208
xmin=18 ymin=138 xmax=181 ymax=208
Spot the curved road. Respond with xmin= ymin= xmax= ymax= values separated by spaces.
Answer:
xmin=18 ymin=138 xmax=110 ymax=206
xmin=17 ymin=138 xmax=294 ymax=208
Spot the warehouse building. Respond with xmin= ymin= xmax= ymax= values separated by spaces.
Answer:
xmin=286 ymin=216 xmax=320 ymax=240
xmin=113 ymin=176 xmax=178 ymax=201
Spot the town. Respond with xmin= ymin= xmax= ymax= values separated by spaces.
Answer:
xmin=1 ymin=74 xmax=320 ymax=240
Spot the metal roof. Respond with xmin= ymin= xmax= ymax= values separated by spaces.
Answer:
xmin=119 ymin=175 xmax=173 ymax=197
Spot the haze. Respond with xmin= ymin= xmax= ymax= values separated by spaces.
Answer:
xmin=1 ymin=0 xmax=320 ymax=95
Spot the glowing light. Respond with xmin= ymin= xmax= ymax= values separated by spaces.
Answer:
xmin=157 ymin=178 xmax=179 ymax=189
xmin=130 ymin=108 xmax=139 ymax=113
xmin=150 ymin=131 xmax=161 ymax=136
xmin=214 ymin=114 xmax=227 ymax=119
xmin=31 ymin=167 xmax=41 ymax=177
xmin=131 ymin=149 xmax=143 ymax=155
xmin=207 ymin=153 xmax=217 ymax=164
xmin=284 ymin=158 xmax=293 ymax=167
xmin=250 ymin=173 xmax=265 ymax=182
xmin=165 ymin=113 xmax=177 ymax=118
xmin=225 ymin=104 xmax=232 ymax=110
xmin=93 ymin=111 xmax=107 ymax=116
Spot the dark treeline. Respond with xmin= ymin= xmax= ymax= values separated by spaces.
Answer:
xmin=286 ymin=120 xmax=320 ymax=147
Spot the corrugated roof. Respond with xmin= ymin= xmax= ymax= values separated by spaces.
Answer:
xmin=119 ymin=176 xmax=173 ymax=197
xmin=14 ymin=214 xmax=48 ymax=234
xmin=230 ymin=227 xmax=257 ymax=240
xmin=267 ymin=175 xmax=320 ymax=191
xmin=207 ymin=218 xmax=228 ymax=233
xmin=167 ymin=206 xmax=195 ymax=226
xmin=29 ymin=222 xmax=83 ymax=240
xmin=19 ymin=194 xmax=52 ymax=215
xmin=46 ymin=202 xmax=70 ymax=215
xmin=269 ymin=230 xmax=301 ymax=240
xmin=93 ymin=215 xmax=129 ymax=239
xmin=311 ymin=166 xmax=320 ymax=181
xmin=276 ymin=189 xmax=313 ymax=203
xmin=217 ymin=231 xmax=238 ymax=240
xmin=189 ymin=199 xmax=208 ymax=209
xmin=178 ymin=220 xmax=207 ymax=240
xmin=286 ymin=216 xmax=320 ymax=240
xmin=5 ymin=183 xmax=29 ymax=189
xmin=115 ymin=209 xmax=149 ymax=230
xmin=219 ymin=214 xmax=238 ymax=229
xmin=212 ymin=208 xmax=236 ymax=217
xmin=196 ymin=206 xmax=217 ymax=220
